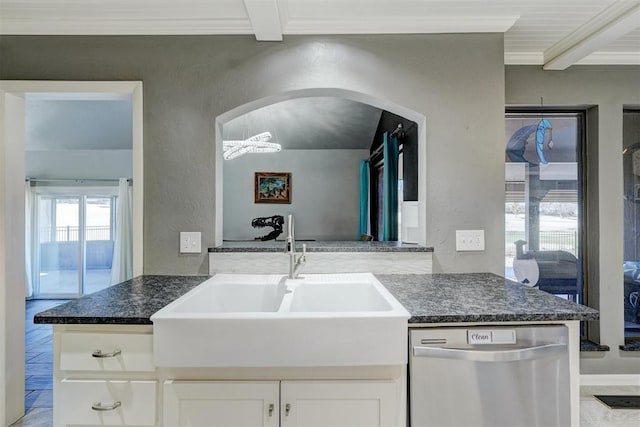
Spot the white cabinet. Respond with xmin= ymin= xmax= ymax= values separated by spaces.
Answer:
xmin=58 ymin=379 xmax=157 ymax=426
xmin=52 ymin=326 xmax=404 ymax=427
xmin=59 ymin=331 xmax=154 ymax=372
xmin=280 ymin=381 xmax=398 ymax=427
xmin=53 ymin=326 xmax=157 ymax=427
xmin=163 ymin=381 xmax=280 ymax=427
xmin=163 ymin=380 xmax=399 ymax=427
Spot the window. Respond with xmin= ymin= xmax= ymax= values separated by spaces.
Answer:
xmin=505 ymin=111 xmax=585 ymax=304
xmin=31 ymin=187 xmax=118 ymax=297
xmin=623 ymin=109 xmax=640 ymax=340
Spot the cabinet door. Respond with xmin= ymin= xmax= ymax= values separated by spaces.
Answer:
xmin=163 ymin=380 xmax=279 ymax=427
xmin=281 ymin=380 xmax=398 ymax=427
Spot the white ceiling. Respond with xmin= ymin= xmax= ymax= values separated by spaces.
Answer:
xmin=1 ymin=0 xmax=638 ymax=69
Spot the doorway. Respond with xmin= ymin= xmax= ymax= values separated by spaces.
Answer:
xmin=0 ymin=81 xmax=143 ymax=425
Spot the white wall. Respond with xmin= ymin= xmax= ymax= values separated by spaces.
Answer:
xmin=25 ymin=97 xmax=133 ymax=180
xmin=224 ymin=149 xmax=368 ymax=241
xmin=0 ymin=91 xmax=26 ymax=425
xmin=26 ymin=149 xmax=132 ymax=179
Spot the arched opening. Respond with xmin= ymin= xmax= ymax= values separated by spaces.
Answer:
xmin=214 ymin=88 xmax=426 ymax=246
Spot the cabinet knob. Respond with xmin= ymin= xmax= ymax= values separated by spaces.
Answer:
xmin=285 ymin=403 xmax=291 ymax=416
xmin=92 ymin=349 xmax=122 ymax=358
xmin=91 ymin=401 xmax=122 ymax=411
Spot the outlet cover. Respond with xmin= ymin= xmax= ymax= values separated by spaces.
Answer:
xmin=180 ymin=232 xmax=201 ymax=253
xmin=456 ymin=230 xmax=485 ymax=251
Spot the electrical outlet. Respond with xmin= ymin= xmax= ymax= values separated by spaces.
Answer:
xmin=456 ymin=230 xmax=485 ymax=251
xmin=180 ymin=232 xmax=201 ymax=253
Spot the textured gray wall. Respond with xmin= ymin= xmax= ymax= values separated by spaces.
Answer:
xmin=506 ymin=65 xmax=640 ymax=374
xmin=224 ymin=149 xmax=367 ymax=241
xmin=0 ymin=34 xmax=506 ymax=275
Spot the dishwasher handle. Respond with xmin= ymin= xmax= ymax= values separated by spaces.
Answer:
xmin=413 ymin=343 xmax=566 ymax=363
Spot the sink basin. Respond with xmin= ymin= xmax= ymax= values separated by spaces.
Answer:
xmin=166 ymin=275 xmax=285 ymax=313
xmin=151 ymin=273 xmax=409 ymax=367
xmin=287 ymin=279 xmax=393 ymax=312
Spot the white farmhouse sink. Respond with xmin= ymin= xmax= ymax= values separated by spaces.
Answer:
xmin=151 ymin=273 xmax=409 ymax=367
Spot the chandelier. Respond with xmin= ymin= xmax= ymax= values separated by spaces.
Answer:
xmin=222 ymin=131 xmax=281 ymax=160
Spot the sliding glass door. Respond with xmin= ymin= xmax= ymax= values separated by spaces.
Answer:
xmin=37 ymin=197 xmax=81 ymax=295
xmin=32 ymin=188 xmax=117 ymax=298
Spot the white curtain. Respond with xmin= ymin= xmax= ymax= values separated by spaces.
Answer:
xmin=110 ymin=178 xmax=133 ymax=285
xmin=24 ymin=181 xmax=35 ymax=297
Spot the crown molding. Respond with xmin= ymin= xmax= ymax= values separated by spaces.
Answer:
xmin=1 ymin=14 xmax=519 ymax=36
xmin=283 ymin=15 xmax=520 ymax=34
xmin=504 ymin=52 xmax=544 ymax=65
xmin=0 ymin=18 xmax=254 ymax=35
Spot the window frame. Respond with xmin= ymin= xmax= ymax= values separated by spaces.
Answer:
xmin=505 ymin=108 xmax=589 ymax=310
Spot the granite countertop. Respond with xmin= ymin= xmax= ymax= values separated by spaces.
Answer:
xmin=34 ymin=275 xmax=209 ymax=325
xmin=377 ymin=273 xmax=598 ymax=323
xmin=34 ymin=273 xmax=598 ymax=325
xmin=209 ymin=241 xmax=434 ymax=252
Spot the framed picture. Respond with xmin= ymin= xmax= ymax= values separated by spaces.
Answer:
xmin=254 ymin=172 xmax=291 ymax=204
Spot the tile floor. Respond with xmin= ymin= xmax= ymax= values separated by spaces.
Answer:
xmin=10 ymin=299 xmax=640 ymax=426
xmin=11 ymin=299 xmax=67 ymax=427
xmin=580 ymin=385 xmax=640 ymax=426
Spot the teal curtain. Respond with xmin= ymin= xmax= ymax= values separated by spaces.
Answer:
xmin=358 ymin=159 xmax=370 ymax=237
xmin=382 ymin=133 xmax=399 ymax=241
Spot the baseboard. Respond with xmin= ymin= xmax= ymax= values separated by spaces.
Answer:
xmin=580 ymin=374 xmax=640 ymax=386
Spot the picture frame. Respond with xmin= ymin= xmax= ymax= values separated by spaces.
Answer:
xmin=254 ymin=172 xmax=291 ymax=204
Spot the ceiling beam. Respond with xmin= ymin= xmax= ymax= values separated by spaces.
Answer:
xmin=543 ymin=0 xmax=640 ymax=70
xmin=243 ymin=0 xmax=282 ymax=41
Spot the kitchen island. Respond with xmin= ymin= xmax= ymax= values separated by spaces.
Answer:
xmin=35 ymin=273 xmax=597 ymax=427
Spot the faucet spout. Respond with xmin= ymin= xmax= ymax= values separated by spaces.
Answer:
xmin=286 ymin=214 xmax=306 ymax=279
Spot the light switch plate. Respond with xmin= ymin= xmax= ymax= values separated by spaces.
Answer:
xmin=180 ymin=232 xmax=201 ymax=253
xmin=456 ymin=230 xmax=485 ymax=251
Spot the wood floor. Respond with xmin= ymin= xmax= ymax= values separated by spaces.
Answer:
xmin=11 ymin=299 xmax=67 ymax=427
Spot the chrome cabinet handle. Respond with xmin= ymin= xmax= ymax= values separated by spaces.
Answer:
xmin=413 ymin=343 xmax=566 ymax=363
xmin=92 ymin=349 xmax=122 ymax=358
xmin=91 ymin=401 xmax=122 ymax=411
xmin=285 ymin=403 xmax=291 ymax=416
xmin=268 ymin=403 xmax=274 ymax=417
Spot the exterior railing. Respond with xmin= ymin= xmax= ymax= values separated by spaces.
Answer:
xmin=39 ymin=226 xmax=111 ymax=242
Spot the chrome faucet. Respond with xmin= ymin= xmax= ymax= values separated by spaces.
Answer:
xmin=286 ymin=214 xmax=306 ymax=279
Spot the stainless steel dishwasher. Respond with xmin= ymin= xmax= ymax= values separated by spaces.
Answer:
xmin=409 ymin=325 xmax=569 ymax=427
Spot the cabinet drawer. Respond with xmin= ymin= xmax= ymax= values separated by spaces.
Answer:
xmin=60 ymin=332 xmax=154 ymax=372
xmin=58 ymin=379 xmax=156 ymax=426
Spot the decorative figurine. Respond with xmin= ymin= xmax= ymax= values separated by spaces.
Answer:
xmin=251 ymin=215 xmax=285 ymax=241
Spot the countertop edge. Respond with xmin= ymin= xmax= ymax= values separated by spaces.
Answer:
xmin=208 ymin=242 xmax=434 ymax=253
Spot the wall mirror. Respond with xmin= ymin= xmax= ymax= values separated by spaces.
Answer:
xmin=214 ymin=89 xmax=427 ymax=246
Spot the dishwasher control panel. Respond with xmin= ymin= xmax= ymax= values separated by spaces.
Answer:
xmin=467 ymin=329 xmax=516 ymax=345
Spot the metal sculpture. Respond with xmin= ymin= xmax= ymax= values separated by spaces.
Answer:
xmin=251 ymin=215 xmax=285 ymax=241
